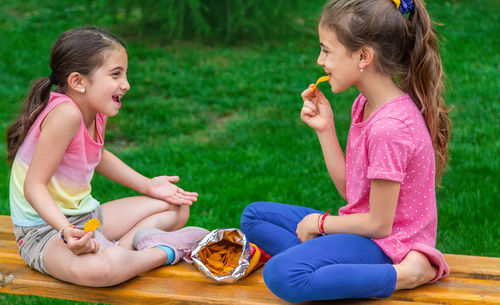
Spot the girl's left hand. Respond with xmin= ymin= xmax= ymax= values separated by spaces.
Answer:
xmin=296 ymin=213 xmax=321 ymax=242
xmin=146 ymin=176 xmax=198 ymax=205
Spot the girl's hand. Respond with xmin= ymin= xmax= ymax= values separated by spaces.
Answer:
xmin=146 ymin=176 xmax=198 ymax=205
xmin=296 ymin=213 xmax=321 ymax=242
xmin=63 ymin=227 xmax=100 ymax=255
xmin=300 ymin=85 xmax=334 ymax=132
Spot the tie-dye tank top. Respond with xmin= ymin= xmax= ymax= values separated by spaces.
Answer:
xmin=9 ymin=92 xmax=105 ymax=226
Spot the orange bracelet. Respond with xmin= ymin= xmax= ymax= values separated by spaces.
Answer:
xmin=318 ymin=209 xmax=331 ymax=235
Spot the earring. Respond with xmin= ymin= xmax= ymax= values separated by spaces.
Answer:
xmin=80 ymin=88 xmax=85 ymax=93
xmin=360 ymin=68 xmax=364 ymax=72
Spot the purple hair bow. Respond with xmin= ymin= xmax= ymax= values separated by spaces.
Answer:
xmin=399 ymin=0 xmax=414 ymax=14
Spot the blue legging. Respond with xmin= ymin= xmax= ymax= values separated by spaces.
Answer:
xmin=240 ymin=201 xmax=397 ymax=303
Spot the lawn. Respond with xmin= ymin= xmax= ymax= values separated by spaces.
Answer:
xmin=0 ymin=0 xmax=499 ymax=304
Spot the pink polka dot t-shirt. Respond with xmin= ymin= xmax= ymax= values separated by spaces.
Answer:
xmin=340 ymin=93 xmax=437 ymax=264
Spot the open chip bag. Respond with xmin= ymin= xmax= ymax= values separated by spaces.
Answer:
xmin=190 ymin=228 xmax=271 ymax=283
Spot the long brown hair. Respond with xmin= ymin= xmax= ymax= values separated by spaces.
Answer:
xmin=320 ymin=0 xmax=452 ymax=182
xmin=6 ymin=26 xmax=125 ymax=164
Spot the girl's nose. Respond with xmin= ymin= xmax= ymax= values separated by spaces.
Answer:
xmin=317 ymin=53 xmax=325 ymax=67
xmin=121 ymin=79 xmax=130 ymax=91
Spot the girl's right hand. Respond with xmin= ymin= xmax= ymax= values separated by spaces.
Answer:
xmin=63 ymin=227 xmax=100 ymax=255
xmin=146 ymin=176 xmax=198 ymax=206
xmin=300 ymin=85 xmax=334 ymax=132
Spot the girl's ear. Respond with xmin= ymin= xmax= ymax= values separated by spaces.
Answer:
xmin=67 ymin=72 xmax=86 ymax=93
xmin=359 ymin=46 xmax=375 ymax=70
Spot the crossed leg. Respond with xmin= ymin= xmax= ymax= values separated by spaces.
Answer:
xmin=100 ymin=196 xmax=189 ymax=249
xmin=241 ymin=201 xmax=439 ymax=301
xmin=44 ymin=195 xmax=189 ymax=286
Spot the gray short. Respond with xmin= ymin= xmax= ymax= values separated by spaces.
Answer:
xmin=13 ymin=206 xmax=106 ymax=275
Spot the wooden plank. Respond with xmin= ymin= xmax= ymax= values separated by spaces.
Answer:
xmin=445 ymin=253 xmax=500 ymax=280
xmin=311 ymin=300 xmax=441 ymax=305
xmin=390 ymin=277 xmax=500 ymax=304
xmin=0 ymin=215 xmax=15 ymax=241
xmin=1 ymin=214 xmax=500 ymax=305
xmin=139 ymin=263 xmax=267 ymax=286
xmin=3 ymin=253 xmax=500 ymax=305
xmin=0 ymin=259 xmax=447 ymax=305
xmin=0 ymin=259 xmax=280 ymax=305
xmin=0 ymin=238 xmax=266 ymax=286
xmin=0 ymin=239 xmax=20 ymax=256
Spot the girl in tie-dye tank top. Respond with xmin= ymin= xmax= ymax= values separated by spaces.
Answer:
xmin=6 ymin=26 xmax=208 ymax=286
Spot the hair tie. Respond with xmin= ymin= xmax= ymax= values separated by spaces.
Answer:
xmin=393 ymin=0 xmax=414 ymax=14
xmin=48 ymin=73 xmax=57 ymax=85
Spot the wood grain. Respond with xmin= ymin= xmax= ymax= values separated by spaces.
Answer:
xmin=1 ymin=215 xmax=498 ymax=304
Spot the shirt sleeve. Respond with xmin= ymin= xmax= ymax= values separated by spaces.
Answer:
xmin=366 ymin=118 xmax=415 ymax=182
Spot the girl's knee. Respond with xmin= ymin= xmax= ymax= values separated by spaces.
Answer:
xmin=175 ymin=205 xmax=190 ymax=229
xmin=69 ymin=258 xmax=114 ymax=287
xmin=162 ymin=204 xmax=190 ymax=230
xmin=263 ymin=257 xmax=282 ymax=288
xmin=240 ymin=201 xmax=266 ymax=230
xmin=263 ymin=255 xmax=306 ymax=303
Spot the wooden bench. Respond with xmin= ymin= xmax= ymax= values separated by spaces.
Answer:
xmin=0 ymin=215 xmax=499 ymax=305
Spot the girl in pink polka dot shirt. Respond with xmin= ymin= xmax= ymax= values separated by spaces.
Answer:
xmin=241 ymin=0 xmax=452 ymax=302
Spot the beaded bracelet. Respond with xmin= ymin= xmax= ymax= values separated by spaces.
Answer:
xmin=318 ymin=209 xmax=331 ymax=235
xmin=58 ymin=224 xmax=76 ymax=244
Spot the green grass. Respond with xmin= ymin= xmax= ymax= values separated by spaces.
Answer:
xmin=1 ymin=0 xmax=499 ymax=304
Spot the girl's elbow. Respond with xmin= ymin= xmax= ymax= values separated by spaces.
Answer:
xmin=371 ymin=222 xmax=393 ymax=239
xmin=23 ymin=179 xmax=43 ymax=200
xmin=23 ymin=182 xmax=35 ymax=202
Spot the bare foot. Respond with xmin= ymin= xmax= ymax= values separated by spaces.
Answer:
xmin=393 ymin=250 xmax=437 ymax=290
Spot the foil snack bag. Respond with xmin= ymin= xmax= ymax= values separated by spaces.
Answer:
xmin=190 ymin=228 xmax=269 ymax=283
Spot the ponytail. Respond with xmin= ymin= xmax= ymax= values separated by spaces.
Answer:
xmin=6 ymin=77 xmax=53 ymax=164
xmin=404 ymin=0 xmax=452 ymax=183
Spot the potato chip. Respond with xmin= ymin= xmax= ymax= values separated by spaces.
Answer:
xmin=84 ymin=218 xmax=100 ymax=233
xmin=311 ymin=75 xmax=330 ymax=92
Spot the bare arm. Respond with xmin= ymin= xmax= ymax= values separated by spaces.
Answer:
xmin=301 ymin=86 xmax=347 ymax=199
xmin=95 ymin=149 xmax=149 ymax=194
xmin=296 ymin=179 xmax=400 ymax=241
xmin=96 ymin=146 xmax=198 ymax=205
xmin=316 ymin=126 xmax=346 ymax=200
